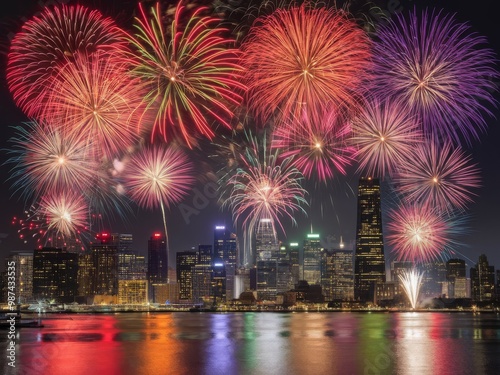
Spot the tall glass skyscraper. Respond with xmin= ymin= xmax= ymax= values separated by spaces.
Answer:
xmin=255 ymin=219 xmax=279 ymax=300
xmin=354 ymin=177 xmax=386 ymax=303
xmin=303 ymin=233 xmax=322 ymax=285
xmin=147 ymin=232 xmax=168 ymax=302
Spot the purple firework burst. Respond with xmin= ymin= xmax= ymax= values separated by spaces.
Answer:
xmin=371 ymin=8 xmax=498 ymax=145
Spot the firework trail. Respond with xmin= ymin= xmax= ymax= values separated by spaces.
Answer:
xmin=351 ymin=98 xmax=423 ymax=179
xmin=121 ymin=144 xmax=195 ymax=250
xmin=370 ymin=8 xmax=498 ymax=145
xmin=398 ymin=268 xmax=424 ymax=309
xmin=40 ymin=50 xmax=145 ymax=161
xmin=271 ymin=108 xmax=357 ymax=182
xmin=393 ymin=140 xmax=481 ymax=213
xmin=241 ymin=3 xmax=371 ymax=126
xmin=6 ymin=4 xmax=126 ymax=118
xmin=126 ymin=2 xmax=246 ymax=147
xmin=386 ymin=201 xmax=465 ymax=263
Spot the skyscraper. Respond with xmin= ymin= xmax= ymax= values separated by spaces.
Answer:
xmin=470 ymin=254 xmax=495 ymax=302
xmin=33 ymin=247 xmax=78 ymax=301
xmin=176 ymin=250 xmax=197 ymax=301
xmin=91 ymin=233 xmax=119 ymax=296
xmin=354 ymin=177 xmax=386 ymax=303
xmin=5 ymin=252 xmax=33 ymax=303
xmin=147 ymin=232 xmax=168 ymax=302
xmin=446 ymin=258 xmax=467 ymax=298
xmin=303 ymin=233 xmax=322 ymax=285
xmin=255 ymin=219 xmax=279 ymax=300
xmin=321 ymin=249 xmax=354 ymax=302
xmin=213 ymin=226 xmax=238 ymax=301
xmin=192 ymin=245 xmax=213 ymax=305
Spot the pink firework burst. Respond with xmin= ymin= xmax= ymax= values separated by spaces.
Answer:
xmin=123 ymin=144 xmax=194 ymax=210
xmin=394 ymin=141 xmax=481 ymax=212
xmin=241 ymin=4 xmax=372 ymax=125
xmin=271 ymin=109 xmax=356 ymax=181
xmin=7 ymin=4 xmax=126 ymax=118
xmin=6 ymin=121 xmax=99 ymax=200
xmin=351 ymin=98 xmax=423 ymax=179
xmin=386 ymin=202 xmax=454 ymax=263
xmin=38 ymin=190 xmax=89 ymax=239
xmin=40 ymin=50 xmax=145 ymax=161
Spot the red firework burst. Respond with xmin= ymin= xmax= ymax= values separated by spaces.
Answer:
xmin=241 ymin=4 xmax=372 ymax=125
xmin=271 ymin=109 xmax=356 ymax=181
xmin=40 ymin=50 xmax=146 ymax=161
xmin=6 ymin=4 xmax=126 ymax=118
xmin=386 ymin=202 xmax=453 ymax=263
xmin=122 ymin=145 xmax=195 ymax=210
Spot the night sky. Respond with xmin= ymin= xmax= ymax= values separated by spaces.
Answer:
xmin=0 ymin=0 xmax=498 ymax=272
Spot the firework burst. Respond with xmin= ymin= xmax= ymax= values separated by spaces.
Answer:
xmin=39 ymin=191 xmax=89 ymax=238
xmin=271 ymin=108 xmax=356 ymax=181
xmin=393 ymin=141 xmax=481 ymax=213
xmin=4 ymin=121 xmax=99 ymax=200
xmin=398 ymin=268 xmax=424 ymax=309
xmin=223 ymin=131 xmax=308 ymax=237
xmin=371 ymin=8 xmax=498 ymax=145
xmin=241 ymin=3 xmax=371 ymax=125
xmin=40 ymin=50 xmax=145 ymax=161
xmin=126 ymin=2 xmax=246 ymax=147
xmin=351 ymin=98 xmax=423 ymax=179
xmin=386 ymin=202 xmax=461 ymax=263
xmin=6 ymin=4 xmax=126 ymax=118
xmin=122 ymin=144 xmax=194 ymax=248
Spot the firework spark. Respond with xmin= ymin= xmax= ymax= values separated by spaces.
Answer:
xmin=393 ymin=141 xmax=481 ymax=212
xmin=127 ymin=2 xmax=245 ymax=147
xmin=398 ymin=268 xmax=424 ymax=309
xmin=241 ymin=4 xmax=371 ymax=125
xmin=371 ymin=8 xmax=498 ymax=145
xmin=40 ymin=50 xmax=145 ymax=161
xmin=6 ymin=4 xmax=126 ymax=118
xmin=386 ymin=202 xmax=460 ymax=263
xmin=272 ymin=109 xmax=356 ymax=181
xmin=5 ymin=121 xmax=99 ymax=200
xmin=351 ymin=98 xmax=423 ymax=179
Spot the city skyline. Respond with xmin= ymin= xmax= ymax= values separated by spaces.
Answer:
xmin=0 ymin=0 xmax=499 ymax=274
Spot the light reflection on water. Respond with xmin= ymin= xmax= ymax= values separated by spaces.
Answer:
xmin=2 ymin=312 xmax=500 ymax=375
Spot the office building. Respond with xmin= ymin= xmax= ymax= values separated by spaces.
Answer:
xmin=90 ymin=233 xmax=118 ymax=296
xmin=354 ymin=177 xmax=386 ymax=303
xmin=446 ymin=258 xmax=467 ymax=298
xmin=5 ymin=252 xmax=33 ymax=303
xmin=470 ymin=254 xmax=495 ymax=302
xmin=33 ymin=247 xmax=78 ymax=301
xmin=303 ymin=233 xmax=322 ymax=285
xmin=148 ymin=232 xmax=168 ymax=302
xmin=176 ymin=251 xmax=197 ymax=301
xmin=321 ymin=249 xmax=354 ymax=302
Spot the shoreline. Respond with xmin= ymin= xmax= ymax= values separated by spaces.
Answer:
xmin=8 ymin=308 xmax=499 ymax=315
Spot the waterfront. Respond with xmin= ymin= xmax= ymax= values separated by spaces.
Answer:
xmin=2 ymin=311 xmax=500 ymax=375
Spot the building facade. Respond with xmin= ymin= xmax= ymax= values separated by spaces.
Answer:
xmin=354 ymin=177 xmax=386 ymax=303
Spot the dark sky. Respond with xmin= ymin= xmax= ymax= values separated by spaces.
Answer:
xmin=0 ymin=0 xmax=498 ymax=272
